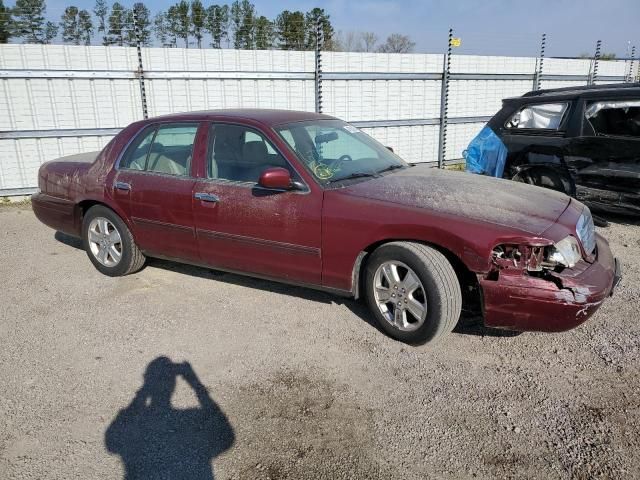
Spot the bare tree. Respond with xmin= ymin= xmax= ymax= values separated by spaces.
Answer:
xmin=377 ymin=33 xmax=415 ymax=53
xmin=333 ymin=30 xmax=362 ymax=52
xmin=361 ymin=32 xmax=377 ymax=52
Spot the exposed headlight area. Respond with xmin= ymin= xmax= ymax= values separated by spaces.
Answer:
xmin=492 ymin=236 xmax=584 ymax=274
xmin=543 ymin=236 xmax=582 ymax=269
xmin=490 ymin=207 xmax=596 ymax=275
xmin=576 ymin=207 xmax=596 ymax=255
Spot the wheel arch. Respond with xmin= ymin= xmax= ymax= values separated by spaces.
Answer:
xmin=351 ymin=238 xmax=479 ymax=303
xmin=74 ymin=198 xmax=135 ymax=239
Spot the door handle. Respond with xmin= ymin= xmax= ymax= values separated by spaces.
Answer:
xmin=194 ymin=192 xmax=220 ymax=203
xmin=115 ymin=181 xmax=131 ymax=191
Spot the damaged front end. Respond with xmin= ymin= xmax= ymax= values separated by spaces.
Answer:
xmin=478 ymin=208 xmax=620 ymax=332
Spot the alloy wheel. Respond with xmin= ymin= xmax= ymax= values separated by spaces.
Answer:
xmin=88 ymin=217 xmax=122 ymax=267
xmin=373 ymin=260 xmax=428 ymax=332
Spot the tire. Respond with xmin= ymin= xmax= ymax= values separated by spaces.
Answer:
xmin=513 ymin=167 xmax=574 ymax=195
xmin=364 ymin=242 xmax=462 ymax=345
xmin=82 ymin=205 xmax=145 ymax=277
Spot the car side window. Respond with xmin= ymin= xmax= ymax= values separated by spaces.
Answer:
xmin=505 ymin=103 xmax=568 ymax=130
xmin=120 ymin=126 xmax=156 ymax=170
xmin=584 ymin=99 xmax=640 ymax=138
xmin=208 ymin=124 xmax=291 ymax=183
xmin=146 ymin=124 xmax=198 ymax=176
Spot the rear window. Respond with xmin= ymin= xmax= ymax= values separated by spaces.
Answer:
xmin=119 ymin=123 xmax=198 ymax=176
xmin=505 ymin=103 xmax=568 ymax=130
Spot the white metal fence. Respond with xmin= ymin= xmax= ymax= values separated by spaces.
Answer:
xmin=0 ymin=44 xmax=636 ymax=195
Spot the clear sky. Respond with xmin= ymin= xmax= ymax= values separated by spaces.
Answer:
xmin=44 ymin=0 xmax=640 ymax=57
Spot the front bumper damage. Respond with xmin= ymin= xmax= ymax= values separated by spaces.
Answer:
xmin=479 ymin=233 xmax=620 ymax=332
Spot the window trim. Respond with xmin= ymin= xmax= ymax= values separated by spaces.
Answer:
xmin=115 ymin=121 xmax=200 ymax=178
xmin=115 ymin=124 xmax=155 ymax=172
xmin=202 ymin=121 xmax=310 ymax=193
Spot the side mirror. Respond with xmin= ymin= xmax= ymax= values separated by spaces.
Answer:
xmin=258 ymin=167 xmax=294 ymax=190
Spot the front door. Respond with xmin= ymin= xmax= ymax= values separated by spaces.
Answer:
xmin=114 ymin=122 xmax=203 ymax=262
xmin=192 ymin=123 xmax=323 ymax=286
xmin=568 ymin=97 xmax=640 ymax=211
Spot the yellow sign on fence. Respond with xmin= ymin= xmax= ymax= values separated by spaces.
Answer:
xmin=451 ymin=37 xmax=462 ymax=48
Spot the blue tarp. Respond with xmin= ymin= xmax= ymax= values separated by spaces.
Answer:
xmin=463 ymin=126 xmax=508 ymax=178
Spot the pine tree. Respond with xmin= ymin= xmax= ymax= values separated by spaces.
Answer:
xmin=153 ymin=12 xmax=176 ymax=47
xmin=125 ymin=2 xmax=151 ymax=46
xmin=42 ymin=20 xmax=57 ymax=43
xmin=106 ymin=1 xmax=127 ymax=46
xmin=78 ymin=10 xmax=92 ymax=45
xmin=205 ymin=4 xmax=228 ymax=48
xmin=61 ymin=6 xmax=80 ymax=44
xmin=167 ymin=0 xmax=190 ymax=48
xmin=0 ymin=0 xmax=12 ymax=43
xmin=304 ymin=8 xmax=333 ymax=50
xmin=12 ymin=0 xmax=58 ymax=44
xmin=230 ymin=0 xmax=255 ymax=49
xmin=61 ymin=7 xmax=92 ymax=45
xmin=190 ymin=0 xmax=205 ymax=48
xmin=94 ymin=0 xmax=108 ymax=45
xmin=254 ymin=16 xmax=273 ymax=50
xmin=275 ymin=10 xmax=305 ymax=51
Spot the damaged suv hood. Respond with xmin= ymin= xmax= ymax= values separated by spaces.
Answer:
xmin=341 ymin=165 xmax=571 ymax=235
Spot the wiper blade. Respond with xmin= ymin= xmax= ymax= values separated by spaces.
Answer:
xmin=327 ymin=172 xmax=378 ymax=183
xmin=376 ymin=164 xmax=406 ymax=174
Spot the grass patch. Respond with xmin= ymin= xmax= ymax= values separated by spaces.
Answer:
xmin=445 ymin=162 xmax=466 ymax=171
xmin=0 ymin=196 xmax=32 ymax=207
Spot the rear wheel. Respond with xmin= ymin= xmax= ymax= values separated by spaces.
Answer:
xmin=82 ymin=205 xmax=145 ymax=277
xmin=365 ymin=242 xmax=462 ymax=345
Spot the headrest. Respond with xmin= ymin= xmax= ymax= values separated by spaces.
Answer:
xmin=242 ymin=141 xmax=268 ymax=163
xmin=214 ymin=127 xmax=242 ymax=154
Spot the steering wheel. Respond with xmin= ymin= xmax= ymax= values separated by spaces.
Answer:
xmin=329 ymin=154 xmax=353 ymax=169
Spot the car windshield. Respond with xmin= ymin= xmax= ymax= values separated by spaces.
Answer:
xmin=275 ymin=119 xmax=408 ymax=184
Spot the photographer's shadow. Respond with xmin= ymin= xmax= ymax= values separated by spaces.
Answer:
xmin=105 ymin=357 xmax=234 ymax=480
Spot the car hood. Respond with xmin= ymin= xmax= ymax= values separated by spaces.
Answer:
xmin=340 ymin=165 xmax=571 ymax=235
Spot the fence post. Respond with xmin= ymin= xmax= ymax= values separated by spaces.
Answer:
xmin=627 ymin=45 xmax=636 ymax=82
xmin=133 ymin=9 xmax=148 ymax=120
xmin=437 ymin=29 xmax=453 ymax=169
xmin=314 ymin=19 xmax=324 ymax=114
xmin=588 ymin=39 xmax=602 ymax=85
xmin=533 ymin=33 xmax=546 ymax=91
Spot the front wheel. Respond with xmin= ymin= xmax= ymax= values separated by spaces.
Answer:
xmin=365 ymin=242 xmax=462 ymax=345
xmin=82 ymin=205 xmax=145 ymax=277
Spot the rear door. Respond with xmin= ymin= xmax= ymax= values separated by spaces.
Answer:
xmin=192 ymin=123 xmax=323 ymax=285
xmin=113 ymin=122 xmax=205 ymax=262
xmin=500 ymin=101 xmax=573 ymax=175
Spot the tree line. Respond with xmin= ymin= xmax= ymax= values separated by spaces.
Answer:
xmin=0 ymin=0 xmax=416 ymax=53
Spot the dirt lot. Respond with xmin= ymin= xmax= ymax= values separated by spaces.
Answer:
xmin=0 ymin=204 xmax=639 ymax=479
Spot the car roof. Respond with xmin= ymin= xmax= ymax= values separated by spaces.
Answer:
xmin=504 ymin=82 xmax=640 ymax=104
xmin=146 ymin=109 xmax=338 ymax=127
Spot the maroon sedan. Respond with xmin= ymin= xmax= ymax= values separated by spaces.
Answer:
xmin=32 ymin=110 xmax=621 ymax=344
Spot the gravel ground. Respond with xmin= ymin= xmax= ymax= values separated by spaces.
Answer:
xmin=0 ymin=204 xmax=639 ymax=479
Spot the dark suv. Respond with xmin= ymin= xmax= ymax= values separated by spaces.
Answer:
xmin=467 ymin=83 xmax=640 ymax=215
